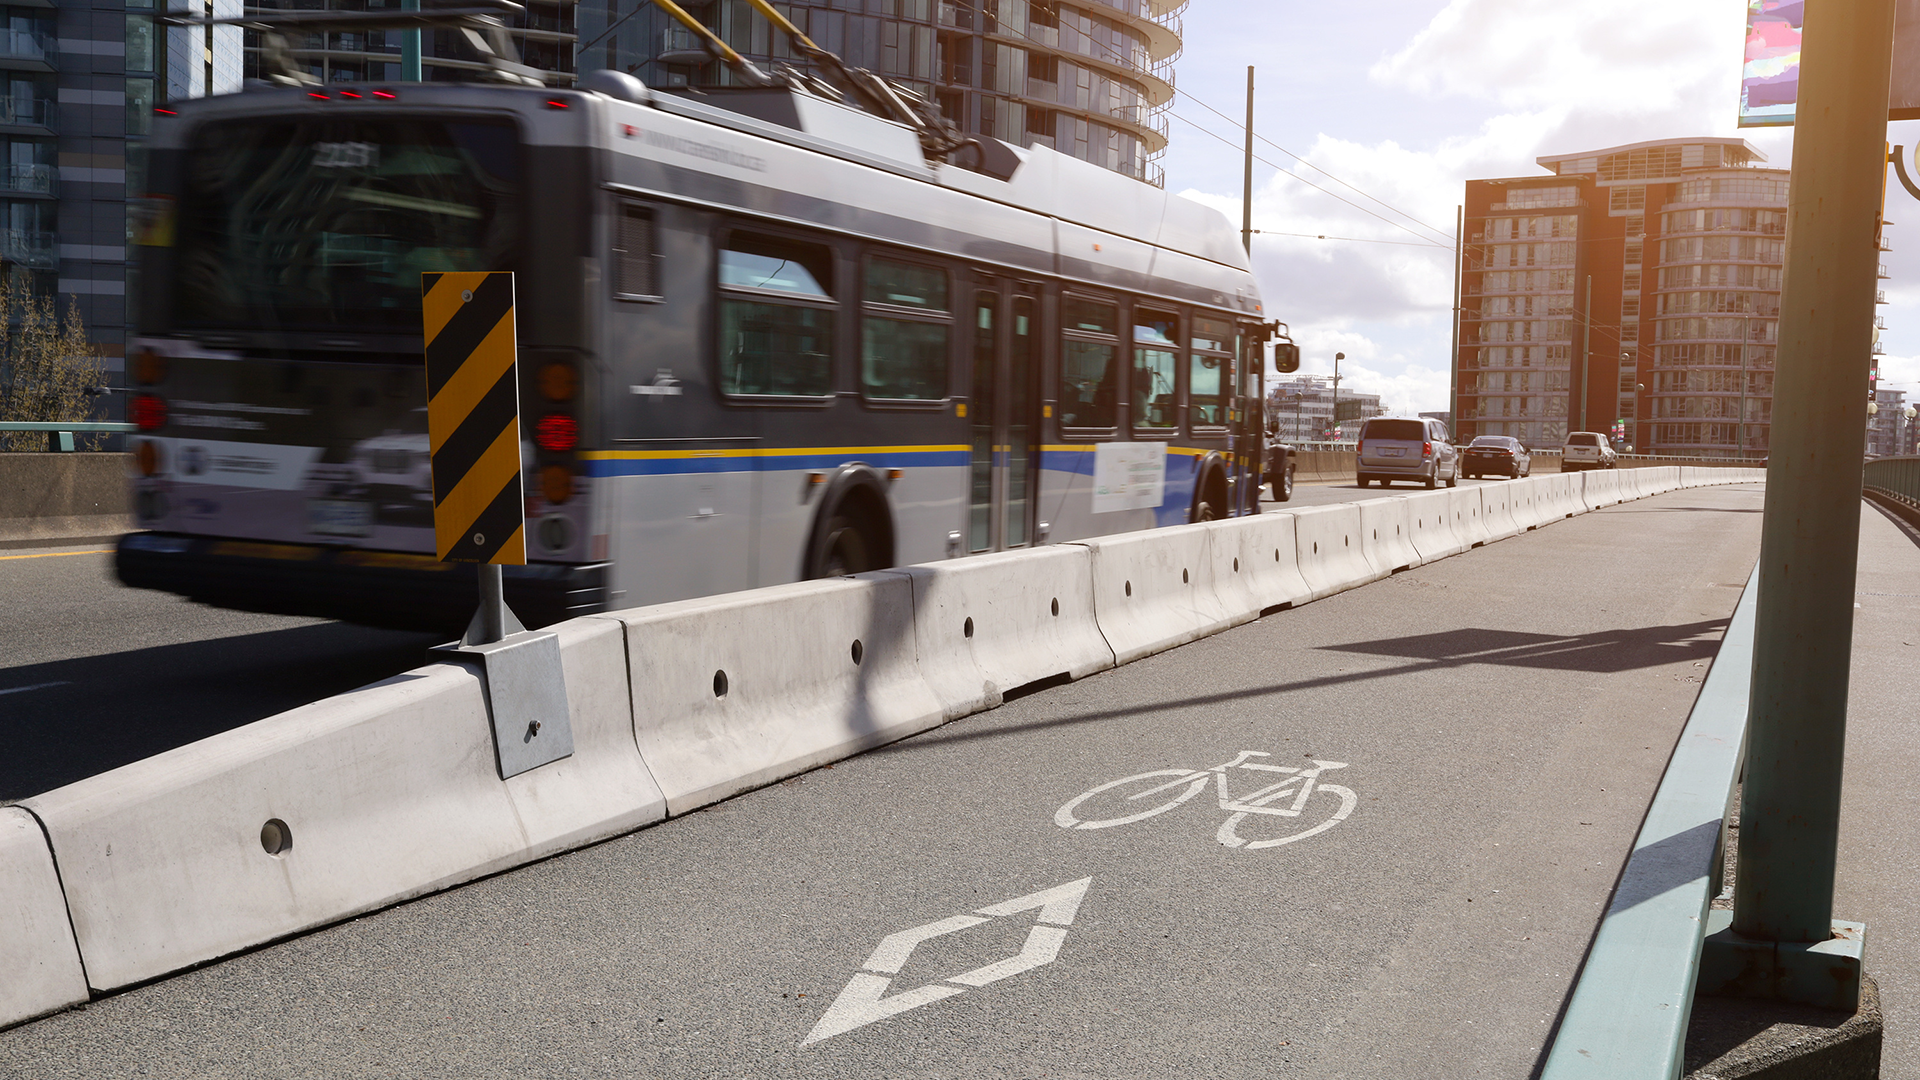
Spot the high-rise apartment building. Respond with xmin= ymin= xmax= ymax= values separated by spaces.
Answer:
xmin=579 ymin=0 xmax=1178 ymax=185
xmin=1458 ymin=137 xmax=1803 ymax=458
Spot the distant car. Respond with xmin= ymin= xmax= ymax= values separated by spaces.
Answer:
xmin=1561 ymin=431 xmax=1618 ymax=472
xmin=1462 ymin=435 xmax=1531 ymax=479
xmin=1356 ymin=416 xmax=1458 ymax=489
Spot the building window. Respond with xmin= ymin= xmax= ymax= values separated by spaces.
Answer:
xmin=126 ymin=79 xmax=155 ymax=137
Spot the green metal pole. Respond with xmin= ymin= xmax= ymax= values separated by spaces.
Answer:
xmin=401 ymin=0 xmax=422 ymax=81
xmin=1735 ymin=0 xmax=1896 ymax=944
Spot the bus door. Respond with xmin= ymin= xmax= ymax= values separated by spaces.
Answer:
xmin=1232 ymin=324 xmax=1261 ymax=514
xmin=968 ymin=284 xmax=1040 ymax=551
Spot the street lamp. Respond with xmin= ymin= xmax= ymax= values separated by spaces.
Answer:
xmin=1331 ymin=352 xmax=1345 ymax=442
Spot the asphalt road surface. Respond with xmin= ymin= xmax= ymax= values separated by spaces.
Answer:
xmin=0 ymin=485 xmax=1768 ymax=1078
xmin=0 ymin=545 xmax=439 ymax=800
xmin=0 ymin=475 xmax=1515 ymax=801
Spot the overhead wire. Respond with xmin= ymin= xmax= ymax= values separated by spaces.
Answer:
xmin=941 ymin=0 xmax=1455 ymax=252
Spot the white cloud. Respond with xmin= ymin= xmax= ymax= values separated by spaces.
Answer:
xmin=1165 ymin=0 xmax=1807 ymax=413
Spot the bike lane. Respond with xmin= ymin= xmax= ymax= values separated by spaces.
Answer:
xmin=0 ymin=486 xmax=1767 ymax=1079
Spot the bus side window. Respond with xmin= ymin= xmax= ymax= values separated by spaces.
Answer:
xmin=612 ymin=202 xmax=659 ymax=300
xmin=716 ymin=233 xmax=837 ymax=398
xmin=1060 ymin=295 xmax=1118 ymax=432
xmin=1132 ymin=307 xmax=1178 ymax=432
xmin=861 ymin=255 xmax=951 ymax=401
xmin=1190 ymin=314 xmax=1233 ymax=430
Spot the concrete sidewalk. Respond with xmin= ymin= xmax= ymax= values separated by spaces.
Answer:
xmin=1831 ymin=502 xmax=1920 ymax=1078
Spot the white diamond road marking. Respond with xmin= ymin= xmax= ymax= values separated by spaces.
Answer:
xmin=803 ymin=877 xmax=1092 ymax=1045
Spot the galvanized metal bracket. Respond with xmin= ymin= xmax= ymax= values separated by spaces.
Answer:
xmin=1697 ymin=911 xmax=1867 ymax=1012
xmin=432 ymin=630 xmax=573 ymax=780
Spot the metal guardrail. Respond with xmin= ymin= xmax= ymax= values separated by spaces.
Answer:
xmin=1541 ymin=561 xmax=1758 ymax=1077
xmin=1864 ymin=455 xmax=1920 ymax=512
xmin=0 ymin=421 xmax=137 ymax=452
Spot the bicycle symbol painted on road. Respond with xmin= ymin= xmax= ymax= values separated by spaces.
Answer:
xmin=1054 ymin=751 xmax=1357 ymax=850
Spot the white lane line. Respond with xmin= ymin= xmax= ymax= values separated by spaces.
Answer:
xmin=805 ymin=877 xmax=1093 ymax=1046
xmin=0 ymin=680 xmax=71 ymax=697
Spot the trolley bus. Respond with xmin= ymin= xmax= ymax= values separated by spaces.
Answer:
xmin=118 ymin=70 xmax=1278 ymax=631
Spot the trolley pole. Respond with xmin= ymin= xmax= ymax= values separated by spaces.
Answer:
xmin=1701 ymin=0 xmax=1897 ymax=1010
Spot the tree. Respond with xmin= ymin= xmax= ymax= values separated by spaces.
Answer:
xmin=0 ymin=281 xmax=100 ymax=451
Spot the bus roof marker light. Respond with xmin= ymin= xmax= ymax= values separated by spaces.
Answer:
xmin=153 ymin=107 xmax=177 ymax=116
xmin=545 ymin=99 xmax=570 ymax=109
xmin=338 ymin=90 xmax=363 ymax=99
xmin=308 ymin=92 xmax=329 ymax=100
xmin=373 ymin=89 xmax=397 ymax=99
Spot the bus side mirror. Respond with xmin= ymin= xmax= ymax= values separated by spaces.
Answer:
xmin=1274 ymin=342 xmax=1300 ymax=374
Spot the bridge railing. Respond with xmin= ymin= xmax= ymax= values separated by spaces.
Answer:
xmin=1541 ymin=563 xmax=1758 ymax=1078
xmin=0 ymin=421 xmax=136 ymax=452
xmin=1864 ymin=455 xmax=1920 ymax=520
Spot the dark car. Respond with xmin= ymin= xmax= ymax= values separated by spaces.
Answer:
xmin=1461 ymin=435 xmax=1532 ymax=479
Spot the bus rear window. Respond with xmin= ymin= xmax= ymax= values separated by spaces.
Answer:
xmin=172 ymin=117 xmax=521 ymax=331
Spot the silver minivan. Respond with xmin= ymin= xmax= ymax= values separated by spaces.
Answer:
xmin=1356 ymin=416 xmax=1459 ymax=489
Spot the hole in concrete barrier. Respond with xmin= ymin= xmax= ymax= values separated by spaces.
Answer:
xmin=851 ymin=639 xmax=864 ymax=665
xmin=1344 ymin=536 xmax=1349 ymax=547
xmin=260 ymin=818 xmax=292 ymax=857
xmin=1312 ymin=541 xmax=1318 ymax=554
xmin=1182 ymin=569 xmax=1189 ymax=584
xmin=1274 ymin=549 xmax=1280 ymax=561
xmin=963 ymin=616 xmax=974 ymax=639
xmin=1232 ymin=557 xmax=1239 ymax=572
xmin=713 ymin=670 xmax=729 ymax=698
xmin=1125 ymin=580 xmax=1132 ymax=596
xmin=1050 ymin=598 xmax=1060 ymax=616
xmin=1372 ymin=529 xmax=1377 ymax=540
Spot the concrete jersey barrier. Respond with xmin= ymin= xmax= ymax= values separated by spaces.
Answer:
xmin=613 ymin=574 xmax=944 ymax=817
xmin=1210 ymin=512 xmax=1314 ymax=614
xmin=1356 ymin=497 xmax=1421 ymax=576
xmin=1478 ymin=481 xmax=1521 ymax=541
xmin=887 ymin=545 xmax=1114 ymax=720
xmin=1449 ymin=486 xmax=1493 ymax=548
xmin=1403 ymin=489 xmax=1468 ymax=562
xmin=0 ymin=808 xmax=89 ymax=1027
xmin=21 ymin=616 xmax=663 ymax=992
xmin=1508 ymin=476 xmax=1554 ymax=531
xmin=1291 ymin=503 xmax=1382 ymax=601
xmin=1074 ymin=523 xmax=1241 ymax=665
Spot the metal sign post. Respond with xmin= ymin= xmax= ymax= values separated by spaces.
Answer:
xmin=422 ymin=271 xmax=573 ymax=780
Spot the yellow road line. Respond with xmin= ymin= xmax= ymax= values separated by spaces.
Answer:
xmin=0 ymin=548 xmax=111 ymax=561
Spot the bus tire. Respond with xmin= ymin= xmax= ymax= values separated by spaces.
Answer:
xmin=803 ymin=466 xmax=896 ymax=579
xmin=1192 ymin=461 xmax=1230 ymax=522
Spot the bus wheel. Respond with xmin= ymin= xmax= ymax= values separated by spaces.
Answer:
xmin=816 ymin=514 xmax=874 ymax=576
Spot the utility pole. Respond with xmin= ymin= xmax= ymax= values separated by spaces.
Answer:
xmin=1579 ymin=275 xmax=1592 ymax=434
xmin=1241 ymin=67 xmax=1254 ymax=257
xmin=1704 ymin=0 xmax=1897 ymax=1011
xmin=1450 ymin=205 xmax=1463 ymax=434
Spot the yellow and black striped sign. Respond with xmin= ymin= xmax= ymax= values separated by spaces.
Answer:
xmin=423 ymin=271 xmax=526 ymax=565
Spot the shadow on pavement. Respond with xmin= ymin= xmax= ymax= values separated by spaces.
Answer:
xmin=889 ymin=615 xmax=1729 ymax=752
xmin=0 ymin=622 xmax=440 ymax=800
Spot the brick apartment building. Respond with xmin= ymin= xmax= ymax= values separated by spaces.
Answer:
xmin=1455 ymin=137 xmax=1835 ymax=458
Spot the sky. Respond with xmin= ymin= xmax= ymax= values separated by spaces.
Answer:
xmin=1154 ymin=0 xmax=1920 ymax=417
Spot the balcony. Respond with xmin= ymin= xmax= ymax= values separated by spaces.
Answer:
xmin=0 ymin=228 xmax=55 ymax=270
xmin=0 ymin=28 xmax=54 ymax=70
xmin=0 ymin=96 xmax=54 ymax=129
xmin=0 ymin=162 xmax=54 ymax=196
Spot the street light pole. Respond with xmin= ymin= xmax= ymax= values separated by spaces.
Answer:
xmin=1332 ymin=351 xmax=1344 ymax=441
xmin=1708 ymin=0 xmax=1896 ymax=1011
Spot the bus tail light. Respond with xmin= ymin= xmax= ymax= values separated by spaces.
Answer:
xmin=540 ymin=465 xmax=573 ymax=505
xmin=534 ymin=413 xmax=578 ymax=453
xmin=539 ymin=360 xmax=576 ymax=402
xmin=135 ymin=439 xmax=161 ymax=476
xmin=132 ymin=348 xmax=167 ymax=385
xmin=132 ymin=393 xmax=167 ymax=431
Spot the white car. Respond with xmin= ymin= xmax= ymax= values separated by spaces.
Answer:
xmin=1561 ymin=431 xmax=1618 ymax=472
